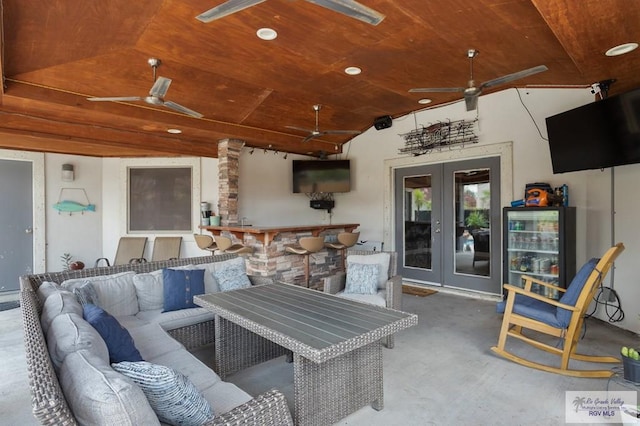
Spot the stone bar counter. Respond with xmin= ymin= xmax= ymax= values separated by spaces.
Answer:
xmin=200 ymin=223 xmax=359 ymax=289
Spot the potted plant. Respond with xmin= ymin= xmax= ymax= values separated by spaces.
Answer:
xmin=465 ymin=210 xmax=487 ymax=229
xmin=620 ymin=346 xmax=640 ymax=383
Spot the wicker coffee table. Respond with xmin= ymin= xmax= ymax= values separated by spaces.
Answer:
xmin=195 ymin=282 xmax=417 ymax=426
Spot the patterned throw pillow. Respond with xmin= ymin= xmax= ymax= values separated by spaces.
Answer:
xmin=112 ymin=361 xmax=214 ymax=426
xmin=344 ymin=262 xmax=380 ymax=295
xmin=346 ymin=252 xmax=390 ymax=289
xmin=72 ymin=281 xmax=100 ymax=306
xmin=213 ymin=257 xmax=251 ymax=292
xmin=162 ymin=268 xmax=206 ymax=312
xmin=83 ymin=304 xmax=143 ymax=364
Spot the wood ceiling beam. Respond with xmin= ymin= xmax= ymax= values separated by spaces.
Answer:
xmin=0 ymin=129 xmax=160 ymax=157
xmin=2 ymin=80 xmax=339 ymax=156
xmin=0 ymin=109 xmax=219 ymax=157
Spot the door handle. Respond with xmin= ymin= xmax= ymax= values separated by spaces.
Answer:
xmin=25 ymin=227 xmax=33 ymax=234
xmin=435 ymin=228 xmax=441 ymax=233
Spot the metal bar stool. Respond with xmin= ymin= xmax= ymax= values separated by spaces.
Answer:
xmin=285 ymin=236 xmax=326 ymax=288
xmin=325 ymin=231 xmax=360 ymax=271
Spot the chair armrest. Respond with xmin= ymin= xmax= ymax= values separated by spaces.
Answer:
xmin=519 ymin=275 xmax=567 ymax=293
xmin=248 ymin=275 xmax=275 ymax=286
xmin=386 ymin=275 xmax=403 ymax=310
xmin=503 ymin=283 xmax=578 ymax=311
xmin=323 ymin=272 xmax=346 ymax=294
xmin=209 ymin=389 xmax=293 ymax=425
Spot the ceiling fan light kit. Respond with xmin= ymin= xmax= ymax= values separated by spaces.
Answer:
xmin=409 ymin=49 xmax=548 ymax=112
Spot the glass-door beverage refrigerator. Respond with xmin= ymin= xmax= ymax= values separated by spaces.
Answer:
xmin=503 ymin=207 xmax=576 ymax=299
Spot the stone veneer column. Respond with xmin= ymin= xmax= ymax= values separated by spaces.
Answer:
xmin=217 ymin=139 xmax=244 ymax=226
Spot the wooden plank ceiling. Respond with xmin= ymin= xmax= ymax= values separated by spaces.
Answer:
xmin=0 ymin=0 xmax=638 ymax=158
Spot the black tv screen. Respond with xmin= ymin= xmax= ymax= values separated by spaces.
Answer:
xmin=292 ymin=160 xmax=351 ymax=193
xmin=546 ymin=87 xmax=640 ymax=173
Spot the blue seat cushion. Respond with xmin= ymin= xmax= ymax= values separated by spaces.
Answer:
xmin=496 ymin=257 xmax=600 ymax=329
xmin=497 ymin=294 xmax=562 ymax=327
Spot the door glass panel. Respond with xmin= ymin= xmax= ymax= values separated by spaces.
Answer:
xmin=404 ymin=175 xmax=432 ymax=270
xmin=454 ymin=168 xmax=490 ymax=277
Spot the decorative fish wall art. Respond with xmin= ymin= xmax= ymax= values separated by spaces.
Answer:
xmin=53 ymin=200 xmax=96 ymax=214
xmin=53 ymin=188 xmax=96 ymax=215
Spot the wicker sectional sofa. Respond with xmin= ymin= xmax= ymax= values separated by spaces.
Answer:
xmin=20 ymin=254 xmax=293 ymax=425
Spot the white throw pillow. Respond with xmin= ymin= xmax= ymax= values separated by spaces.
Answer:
xmin=346 ymin=252 xmax=390 ymax=289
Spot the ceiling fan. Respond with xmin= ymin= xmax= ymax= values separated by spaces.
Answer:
xmin=409 ymin=49 xmax=548 ymax=111
xmin=87 ymin=58 xmax=204 ymax=118
xmin=287 ymin=104 xmax=362 ymax=143
xmin=196 ymin=0 xmax=385 ymax=26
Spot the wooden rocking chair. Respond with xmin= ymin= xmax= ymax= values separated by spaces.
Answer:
xmin=491 ymin=243 xmax=625 ymax=378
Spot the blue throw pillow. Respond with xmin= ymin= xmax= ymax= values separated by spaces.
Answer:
xmin=112 ymin=361 xmax=214 ymax=425
xmin=82 ymin=304 xmax=143 ymax=364
xmin=162 ymin=268 xmax=205 ymax=312
xmin=345 ymin=262 xmax=380 ymax=295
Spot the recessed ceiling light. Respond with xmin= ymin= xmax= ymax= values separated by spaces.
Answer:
xmin=344 ymin=66 xmax=362 ymax=75
xmin=167 ymin=128 xmax=182 ymax=134
xmin=418 ymin=98 xmax=432 ymax=105
xmin=256 ymin=28 xmax=277 ymax=41
xmin=605 ymin=42 xmax=638 ymax=56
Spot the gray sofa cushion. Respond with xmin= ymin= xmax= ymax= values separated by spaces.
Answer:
xmin=63 ymin=271 xmax=139 ymax=316
xmin=36 ymin=281 xmax=63 ymax=301
xmin=135 ymin=308 xmax=215 ymax=331
xmin=200 ymin=380 xmax=253 ymax=416
xmin=46 ymin=312 xmax=109 ymax=371
xmin=40 ymin=290 xmax=83 ymax=334
xmin=59 ymin=350 xmax=159 ymax=426
xmin=127 ymin=323 xmax=185 ymax=361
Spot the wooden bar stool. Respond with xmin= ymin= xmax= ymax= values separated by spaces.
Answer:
xmin=285 ymin=236 xmax=325 ymax=288
xmin=325 ymin=231 xmax=360 ymax=271
xmin=213 ymin=235 xmax=253 ymax=255
xmin=194 ymin=234 xmax=217 ymax=255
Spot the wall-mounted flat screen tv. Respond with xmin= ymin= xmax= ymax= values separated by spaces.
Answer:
xmin=292 ymin=160 xmax=351 ymax=193
xmin=546 ymin=87 xmax=640 ymax=173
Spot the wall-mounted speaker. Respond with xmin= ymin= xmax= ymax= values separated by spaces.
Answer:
xmin=374 ymin=115 xmax=393 ymax=130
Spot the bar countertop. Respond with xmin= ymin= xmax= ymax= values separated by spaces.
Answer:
xmin=200 ymin=223 xmax=359 ymax=246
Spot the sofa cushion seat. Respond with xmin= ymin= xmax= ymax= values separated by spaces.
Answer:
xmin=127 ymin=323 xmax=186 ymax=361
xmin=200 ymin=380 xmax=253 ymax=416
xmin=335 ymin=289 xmax=387 ymax=307
xmin=136 ymin=307 xmax=215 ymax=331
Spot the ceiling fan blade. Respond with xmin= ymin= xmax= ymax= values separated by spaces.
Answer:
xmin=286 ymin=125 xmax=315 ymax=133
xmin=305 ymin=0 xmax=385 ymax=25
xmin=149 ymin=77 xmax=172 ymax=98
xmin=196 ymin=0 xmax=267 ymax=23
xmin=323 ymin=130 xmax=362 ymax=135
xmin=302 ymin=133 xmax=321 ymax=143
xmin=464 ymin=94 xmax=479 ymax=111
xmin=480 ymin=65 xmax=548 ymax=90
xmin=87 ymin=96 xmax=142 ymax=102
xmin=163 ymin=101 xmax=204 ymax=118
xmin=409 ymin=87 xmax=466 ymax=93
